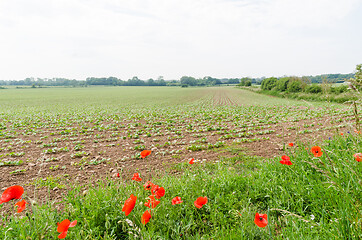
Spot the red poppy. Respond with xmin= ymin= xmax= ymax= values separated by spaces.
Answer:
xmin=172 ymin=196 xmax=183 ymax=205
xmin=279 ymin=155 xmax=292 ymax=165
xmin=189 ymin=158 xmax=195 ymax=164
xmin=353 ymin=153 xmax=362 ymax=162
xmin=340 ymin=133 xmax=344 ymax=136
xmin=122 ymin=194 xmax=137 ymax=216
xmin=15 ymin=199 xmax=28 ymax=213
xmin=140 ymin=150 xmax=152 ymax=158
xmin=288 ymin=143 xmax=294 ymax=147
xmin=144 ymin=181 xmax=155 ymax=191
xmin=0 ymin=185 xmax=24 ymax=204
xmin=150 ymin=184 xmax=165 ymax=198
xmin=194 ymin=196 xmax=208 ymax=209
xmin=141 ymin=210 xmax=152 ymax=225
xmin=116 ymin=173 xmax=120 ymax=178
xmin=144 ymin=195 xmax=160 ymax=208
xmin=254 ymin=213 xmax=268 ymax=228
xmin=311 ymin=146 xmax=323 ymax=157
xmin=57 ymin=219 xmax=77 ymax=239
xmin=131 ymin=173 xmax=142 ymax=182
xmin=154 ymin=187 xmax=165 ymax=199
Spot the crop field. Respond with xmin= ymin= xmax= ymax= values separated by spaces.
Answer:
xmin=0 ymin=86 xmax=361 ymax=239
xmin=0 ymin=87 xmax=353 ymax=190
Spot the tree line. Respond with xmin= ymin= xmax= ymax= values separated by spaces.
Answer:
xmin=0 ymin=73 xmax=354 ymax=87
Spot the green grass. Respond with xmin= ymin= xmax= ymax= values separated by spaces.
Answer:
xmin=1 ymin=133 xmax=360 ymax=239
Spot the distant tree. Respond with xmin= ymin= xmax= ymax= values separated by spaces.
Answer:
xmin=261 ymin=77 xmax=277 ymax=90
xmin=275 ymin=77 xmax=290 ymax=91
xmin=349 ymin=64 xmax=362 ymax=90
xmin=227 ymin=78 xmax=240 ymax=84
xmin=305 ymin=84 xmax=322 ymax=93
xmin=147 ymin=78 xmax=155 ymax=86
xmin=180 ymin=76 xmax=197 ymax=86
xmin=287 ymin=80 xmax=302 ymax=92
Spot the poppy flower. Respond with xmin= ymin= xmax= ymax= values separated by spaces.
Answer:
xmin=288 ymin=143 xmax=294 ymax=147
xmin=172 ymin=196 xmax=183 ymax=205
xmin=353 ymin=153 xmax=362 ymax=162
xmin=254 ymin=213 xmax=268 ymax=228
xmin=279 ymin=155 xmax=292 ymax=165
xmin=15 ymin=199 xmax=28 ymax=213
xmin=154 ymin=187 xmax=165 ymax=199
xmin=116 ymin=173 xmax=120 ymax=177
xmin=140 ymin=150 xmax=152 ymax=158
xmin=122 ymin=194 xmax=137 ymax=216
xmin=0 ymin=185 xmax=24 ymax=204
xmin=57 ymin=219 xmax=77 ymax=239
xmin=144 ymin=195 xmax=160 ymax=208
xmin=144 ymin=181 xmax=155 ymax=191
xmin=189 ymin=158 xmax=195 ymax=164
xmin=311 ymin=146 xmax=323 ymax=157
xmin=141 ymin=210 xmax=152 ymax=225
xmin=131 ymin=173 xmax=142 ymax=182
xmin=194 ymin=196 xmax=208 ymax=209
xmin=340 ymin=133 xmax=344 ymax=136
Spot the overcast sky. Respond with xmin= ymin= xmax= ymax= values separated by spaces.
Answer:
xmin=0 ymin=0 xmax=361 ymax=80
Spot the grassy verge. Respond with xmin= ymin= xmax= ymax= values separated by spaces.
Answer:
xmin=1 ymin=133 xmax=361 ymax=239
xmin=238 ymin=86 xmax=358 ymax=104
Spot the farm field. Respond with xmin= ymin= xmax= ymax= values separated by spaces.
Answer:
xmin=0 ymin=86 xmax=361 ymax=239
xmin=0 ymin=87 xmax=353 ymax=191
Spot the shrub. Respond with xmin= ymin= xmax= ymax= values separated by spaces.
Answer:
xmin=305 ymin=84 xmax=322 ymax=93
xmin=287 ymin=80 xmax=303 ymax=92
xmin=329 ymin=85 xmax=348 ymax=94
xmin=261 ymin=77 xmax=277 ymax=90
xmin=275 ymin=77 xmax=290 ymax=91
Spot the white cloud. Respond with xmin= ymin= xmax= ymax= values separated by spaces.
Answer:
xmin=0 ymin=0 xmax=361 ymax=79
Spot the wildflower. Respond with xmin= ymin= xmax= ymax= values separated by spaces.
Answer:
xmin=143 ymin=181 xmax=155 ymax=191
xmin=140 ymin=150 xmax=152 ymax=158
xmin=15 ymin=199 xmax=28 ymax=213
xmin=131 ymin=173 xmax=142 ymax=182
xmin=141 ymin=210 xmax=152 ymax=225
xmin=311 ymin=146 xmax=323 ymax=157
xmin=279 ymin=155 xmax=292 ymax=165
xmin=0 ymin=185 xmax=24 ymax=204
xmin=154 ymin=187 xmax=165 ymax=199
xmin=254 ymin=213 xmax=268 ymax=228
xmin=189 ymin=158 xmax=195 ymax=164
xmin=288 ymin=143 xmax=294 ymax=147
xmin=122 ymin=194 xmax=137 ymax=216
xmin=116 ymin=173 xmax=120 ymax=177
xmin=57 ymin=219 xmax=77 ymax=239
xmin=340 ymin=133 xmax=344 ymax=136
xmin=194 ymin=196 xmax=208 ymax=209
xmin=172 ymin=196 xmax=183 ymax=205
xmin=353 ymin=153 xmax=362 ymax=162
xmin=144 ymin=195 xmax=160 ymax=208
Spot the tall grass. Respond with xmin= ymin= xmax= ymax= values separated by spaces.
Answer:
xmin=1 ymin=133 xmax=361 ymax=239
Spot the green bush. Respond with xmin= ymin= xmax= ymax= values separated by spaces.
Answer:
xmin=329 ymin=85 xmax=348 ymax=94
xmin=275 ymin=77 xmax=290 ymax=91
xmin=305 ymin=84 xmax=322 ymax=93
xmin=287 ymin=81 xmax=303 ymax=92
xmin=261 ymin=77 xmax=277 ymax=90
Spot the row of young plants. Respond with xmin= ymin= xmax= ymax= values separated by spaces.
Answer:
xmin=1 ymin=98 xmax=353 ymax=173
xmin=0 ymin=132 xmax=361 ymax=239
